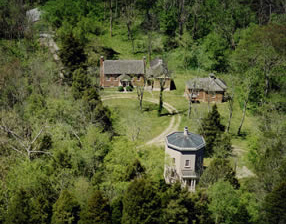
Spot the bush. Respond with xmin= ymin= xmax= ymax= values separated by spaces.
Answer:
xmin=126 ymin=86 xmax=133 ymax=92
xmin=118 ymin=86 xmax=124 ymax=92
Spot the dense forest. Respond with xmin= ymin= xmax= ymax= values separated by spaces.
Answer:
xmin=0 ymin=0 xmax=285 ymax=223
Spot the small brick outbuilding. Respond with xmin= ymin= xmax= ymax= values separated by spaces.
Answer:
xmin=185 ymin=74 xmax=227 ymax=103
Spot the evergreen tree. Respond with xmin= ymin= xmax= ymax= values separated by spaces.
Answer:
xmin=122 ymin=178 xmax=160 ymax=224
xmin=59 ymin=33 xmax=87 ymax=80
xmin=213 ymin=133 xmax=232 ymax=158
xmin=125 ymin=158 xmax=146 ymax=181
xmin=160 ymin=182 xmax=195 ymax=224
xmin=52 ymin=190 xmax=81 ymax=224
xmin=111 ymin=197 xmax=123 ymax=224
xmin=200 ymin=158 xmax=239 ymax=189
xmin=199 ymin=104 xmax=225 ymax=157
xmin=72 ymin=68 xmax=91 ymax=100
xmin=263 ymin=182 xmax=286 ymax=224
xmin=79 ymin=190 xmax=111 ymax=224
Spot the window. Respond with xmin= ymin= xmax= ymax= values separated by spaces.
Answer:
xmin=114 ymin=76 xmax=118 ymax=81
xmin=185 ymin=160 xmax=190 ymax=167
xmin=106 ymin=75 xmax=110 ymax=81
xmin=137 ymin=76 xmax=140 ymax=81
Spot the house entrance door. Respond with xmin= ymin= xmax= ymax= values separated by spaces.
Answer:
xmin=121 ymin=81 xmax=130 ymax=87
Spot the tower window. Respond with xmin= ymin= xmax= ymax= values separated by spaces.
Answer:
xmin=185 ymin=160 xmax=190 ymax=167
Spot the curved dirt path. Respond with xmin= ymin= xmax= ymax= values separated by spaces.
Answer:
xmin=102 ymin=94 xmax=181 ymax=146
xmin=232 ymin=145 xmax=255 ymax=179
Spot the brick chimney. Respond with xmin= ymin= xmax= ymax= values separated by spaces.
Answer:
xmin=143 ymin=56 xmax=146 ymax=74
xmin=209 ymin=73 xmax=216 ymax=79
xmin=100 ymin=56 xmax=104 ymax=67
xmin=100 ymin=56 xmax=104 ymax=87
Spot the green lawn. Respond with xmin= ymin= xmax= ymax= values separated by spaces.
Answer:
xmin=103 ymin=98 xmax=171 ymax=142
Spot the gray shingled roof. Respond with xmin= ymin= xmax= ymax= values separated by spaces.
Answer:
xmin=104 ymin=60 xmax=145 ymax=75
xmin=186 ymin=76 xmax=227 ymax=92
xmin=166 ymin=132 xmax=205 ymax=151
xmin=147 ymin=59 xmax=171 ymax=78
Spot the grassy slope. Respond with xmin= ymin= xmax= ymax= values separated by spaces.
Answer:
xmin=103 ymin=98 xmax=170 ymax=142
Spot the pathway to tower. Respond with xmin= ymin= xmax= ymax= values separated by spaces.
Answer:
xmin=101 ymin=94 xmax=181 ymax=146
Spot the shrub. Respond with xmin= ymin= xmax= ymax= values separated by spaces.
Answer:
xmin=126 ymin=86 xmax=133 ymax=92
xmin=118 ymin=86 xmax=124 ymax=92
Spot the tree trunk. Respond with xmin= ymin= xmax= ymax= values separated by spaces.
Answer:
xmin=237 ymin=98 xmax=248 ymax=135
xmin=131 ymin=36 xmax=135 ymax=53
xmin=148 ymin=32 xmax=152 ymax=63
xmin=269 ymin=3 xmax=272 ymax=23
xmin=140 ymin=95 xmax=143 ymax=110
xmin=104 ymin=0 xmax=106 ymax=20
xmin=192 ymin=14 xmax=197 ymax=39
xmin=264 ymin=60 xmax=270 ymax=97
xmin=115 ymin=0 xmax=118 ymax=18
xmin=226 ymin=98 xmax=233 ymax=133
xmin=110 ymin=0 xmax=113 ymax=37
xmin=178 ymin=0 xmax=185 ymax=37
xmin=158 ymin=78 xmax=166 ymax=116
xmin=188 ymin=88 xmax=194 ymax=118
xmin=158 ymin=87 xmax=163 ymax=116
xmin=188 ymin=98 xmax=192 ymax=118
xmin=127 ymin=22 xmax=131 ymax=40
xmin=137 ymin=86 xmax=144 ymax=111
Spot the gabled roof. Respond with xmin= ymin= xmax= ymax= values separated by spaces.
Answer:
xmin=186 ymin=75 xmax=227 ymax=92
xmin=147 ymin=59 xmax=171 ymax=78
xmin=103 ymin=60 xmax=145 ymax=75
xmin=166 ymin=129 xmax=205 ymax=151
xmin=118 ymin=74 xmax=131 ymax=81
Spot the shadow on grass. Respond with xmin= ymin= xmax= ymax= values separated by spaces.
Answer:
xmin=236 ymin=131 xmax=248 ymax=139
xmin=159 ymin=112 xmax=174 ymax=117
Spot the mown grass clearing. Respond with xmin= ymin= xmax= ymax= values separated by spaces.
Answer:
xmin=103 ymin=98 xmax=171 ymax=142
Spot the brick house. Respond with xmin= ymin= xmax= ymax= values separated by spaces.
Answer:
xmin=185 ymin=74 xmax=227 ymax=103
xmin=100 ymin=56 xmax=146 ymax=87
xmin=164 ymin=127 xmax=205 ymax=192
xmin=146 ymin=58 xmax=172 ymax=91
